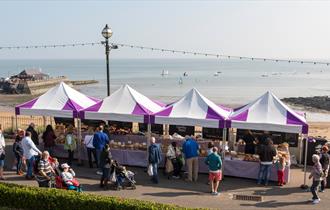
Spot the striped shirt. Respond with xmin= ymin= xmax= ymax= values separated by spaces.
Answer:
xmin=38 ymin=159 xmax=52 ymax=174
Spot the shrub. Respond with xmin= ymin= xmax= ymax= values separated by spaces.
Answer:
xmin=0 ymin=183 xmax=199 ymax=210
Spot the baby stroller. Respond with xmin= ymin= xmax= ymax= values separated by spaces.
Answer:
xmin=108 ymin=160 xmax=136 ymax=190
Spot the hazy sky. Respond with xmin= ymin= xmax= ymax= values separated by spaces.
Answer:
xmin=1 ymin=1 xmax=330 ymax=60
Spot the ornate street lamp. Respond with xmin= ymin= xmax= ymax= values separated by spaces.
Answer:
xmin=102 ymin=24 xmax=118 ymax=96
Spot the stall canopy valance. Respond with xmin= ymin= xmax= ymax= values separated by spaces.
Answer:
xmin=15 ymin=82 xmax=99 ymax=118
xmin=80 ymin=84 xmax=164 ymax=123
xmin=151 ymin=88 xmax=231 ymax=128
xmin=229 ymin=91 xmax=308 ymax=134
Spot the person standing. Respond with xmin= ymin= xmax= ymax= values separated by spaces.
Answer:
xmin=93 ymin=125 xmax=109 ymax=174
xmin=99 ymin=144 xmax=112 ymax=189
xmin=166 ymin=142 xmax=182 ymax=179
xmin=22 ymin=131 xmax=42 ymax=179
xmin=26 ymin=123 xmax=39 ymax=146
xmin=309 ymin=154 xmax=323 ymax=204
xmin=83 ymin=127 xmax=97 ymax=168
xmin=275 ymin=155 xmax=286 ymax=186
xmin=205 ymin=147 xmax=222 ymax=195
xmin=257 ymin=138 xmax=276 ymax=186
xmin=182 ymin=136 xmax=200 ymax=182
xmin=243 ymin=130 xmax=256 ymax=154
xmin=13 ymin=134 xmax=24 ymax=175
xmin=319 ymin=145 xmax=330 ymax=192
xmin=148 ymin=137 xmax=162 ymax=184
xmin=64 ymin=126 xmax=76 ymax=166
xmin=0 ymin=124 xmax=5 ymax=180
xmin=42 ymin=125 xmax=57 ymax=157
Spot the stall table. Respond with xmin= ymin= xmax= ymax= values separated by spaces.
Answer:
xmin=42 ymin=143 xmax=290 ymax=183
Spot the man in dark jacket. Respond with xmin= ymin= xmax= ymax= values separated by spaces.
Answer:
xmin=320 ymin=145 xmax=330 ymax=192
xmin=26 ymin=123 xmax=39 ymax=146
xmin=257 ymin=138 xmax=276 ymax=185
xmin=148 ymin=137 xmax=162 ymax=184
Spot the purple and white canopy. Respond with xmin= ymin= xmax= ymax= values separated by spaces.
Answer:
xmin=80 ymin=84 xmax=164 ymax=123
xmin=229 ymin=91 xmax=308 ymax=134
xmin=15 ymin=82 xmax=99 ymax=118
xmin=151 ymin=88 xmax=231 ymax=128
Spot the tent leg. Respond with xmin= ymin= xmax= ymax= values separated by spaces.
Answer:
xmin=221 ymin=128 xmax=227 ymax=178
xmin=15 ymin=115 xmax=18 ymax=131
xmin=146 ymin=123 xmax=151 ymax=167
xmin=77 ymin=118 xmax=82 ymax=165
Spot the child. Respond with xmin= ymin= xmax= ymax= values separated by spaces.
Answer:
xmin=309 ymin=154 xmax=323 ymax=204
xmin=61 ymin=163 xmax=81 ymax=192
xmin=275 ymin=155 xmax=286 ymax=186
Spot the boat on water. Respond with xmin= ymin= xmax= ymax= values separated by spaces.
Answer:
xmin=183 ymin=72 xmax=188 ymax=77
xmin=179 ymin=77 xmax=183 ymax=85
xmin=161 ymin=70 xmax=169 ymax=76
xmin=261 ymin=73 xmax=268 ymax=77
xmin=214 ymin=71 xmax=221 ymax=76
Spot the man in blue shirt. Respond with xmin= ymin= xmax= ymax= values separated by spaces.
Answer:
xmin=182 ymin=136 xmax=199 ymax=182
xmin=93 ymin=125 xmax=109 ymax=174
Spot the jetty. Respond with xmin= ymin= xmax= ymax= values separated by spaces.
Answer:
xmin=0 ymin=68 xmax=98 ymax=95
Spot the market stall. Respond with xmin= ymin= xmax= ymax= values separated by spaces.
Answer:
xmin=15 ymin=82 xmax=100 ymax=161
xmin=227 ymin=91 xmax=309 ymax=183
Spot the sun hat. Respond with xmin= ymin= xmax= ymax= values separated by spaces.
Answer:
xmin=61 ymin=163 xmax=70 ymax=169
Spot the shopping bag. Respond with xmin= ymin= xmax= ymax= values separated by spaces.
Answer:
xmin=110 ymin=170 xmax=117 ymax=182
xmin=165 ymin=158 xmax=174 ymax=173
xmin=147 ymin=164 xmax=153 ymax=176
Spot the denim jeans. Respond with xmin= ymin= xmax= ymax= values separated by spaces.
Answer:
xmin=151 ymin=163 xmax=159 ymax=183
xmin=27 ymin=156 xmax=35 ymax=177
xmin=257 ymin=164 xmax=272 ymax=185
xmin=311 ymin=180 xmax=320 ymax=200
xmin=15 ymin=155 xmax=22 ymax=174
xmin=87 ymin=148 xmax=97 ymax=168
xmin=96 ymin=149 xmax=102 ymax=171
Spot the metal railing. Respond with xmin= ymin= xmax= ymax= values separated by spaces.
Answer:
xmin=0 ymin=115 xmax=54 ymax=134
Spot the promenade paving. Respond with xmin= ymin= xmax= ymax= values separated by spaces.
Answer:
xmin=1 ymin=143 xmax=330 ymax=210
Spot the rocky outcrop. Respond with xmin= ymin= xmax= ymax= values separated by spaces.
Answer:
xmin=282 ymin=96 xmax=330 ymax=111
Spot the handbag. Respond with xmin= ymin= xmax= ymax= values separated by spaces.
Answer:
xmin=165 ymin=158 xmax=174 ymax=173
xmin=147 ymin=164 xmax=153 ymax=176
xmin=110 ymin=170 xmax=117 ymax=182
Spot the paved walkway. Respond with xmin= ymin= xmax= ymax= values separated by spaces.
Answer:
xmin=1 ymin=143 xmax=330 ymax=210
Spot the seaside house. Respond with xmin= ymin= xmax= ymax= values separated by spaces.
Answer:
xmin=11 ymin=68 xmax=49 ymax=81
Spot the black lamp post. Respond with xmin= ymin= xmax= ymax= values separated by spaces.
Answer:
xmin=101 ymin=24 xmax=118 ymax=96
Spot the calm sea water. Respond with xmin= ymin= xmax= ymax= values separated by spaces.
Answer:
xmin=1 ymin=59 xmax=330 ymax=121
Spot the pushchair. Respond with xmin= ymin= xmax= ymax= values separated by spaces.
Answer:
xmin=108 ymin=160 xmax=136 ymax=190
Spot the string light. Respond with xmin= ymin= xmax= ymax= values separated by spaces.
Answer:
xmin=0 ymin=41 xmax=329 ymax=66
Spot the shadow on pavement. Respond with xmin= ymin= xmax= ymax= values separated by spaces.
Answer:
xmin=241 ymin=200 xmax=310 ymax=208
xmin=143 ymin=191 xmax=203 ymax=197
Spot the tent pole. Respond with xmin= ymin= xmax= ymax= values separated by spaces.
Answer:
xmin=222 ymin=127 xmax=227 ymax=178
xmin=77 ymin=118 xmax=82 ymax=165
xmin=147 ymin=123 xmax=151 ymax=147
xmin=147 ymin=123 xmax=151 ymax=166
xmin=15 ymin=114 xmax=18 ymax=131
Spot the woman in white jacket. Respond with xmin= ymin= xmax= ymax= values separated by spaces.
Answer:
xmin=166 ymin=142 xmax=183 ymax=179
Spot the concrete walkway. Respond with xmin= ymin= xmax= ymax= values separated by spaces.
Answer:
xmin=1 ymin=143 xmax=329 ymax=210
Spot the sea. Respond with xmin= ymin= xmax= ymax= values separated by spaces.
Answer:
xmin=1 ymin=58 xmax=330 ymax=121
